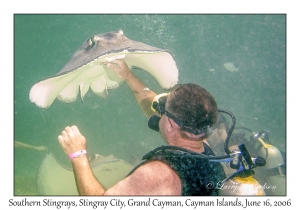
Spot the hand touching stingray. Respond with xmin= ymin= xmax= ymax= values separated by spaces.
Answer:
xmin=105 ymin=59 xmax=132 ymax=80
xmin=106 ymin=59 xmax=158 ymax=118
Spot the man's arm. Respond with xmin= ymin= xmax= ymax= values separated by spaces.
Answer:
xmin=58 ymin=126 xmax=106 ymax=195
xmin=106 ymin=59 xmax=157 ymax=118
xmin=58 ymin=126 xmax=181 ymax=195
xmin=71 ymin=156 xmax=106 ymax=195
xmin=69 ymin=155 xmax=181 ymax=195
xmin=105 ymin=160 xmax=181 ymax=195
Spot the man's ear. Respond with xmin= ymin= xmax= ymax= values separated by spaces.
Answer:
xmin=167 ymin=117 xmax=178 ymax=133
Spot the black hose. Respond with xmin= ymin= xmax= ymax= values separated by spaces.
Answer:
xmin=218 ymin=109 xmax=236 ymax=155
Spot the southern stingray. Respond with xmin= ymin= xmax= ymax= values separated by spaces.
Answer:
xmin=36 ymin=152 xmax=134 ymax=195
xmin=29 ymin=30 xmax=179 ymax=108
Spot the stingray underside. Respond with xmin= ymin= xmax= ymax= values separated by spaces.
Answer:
xmin=29 ymin=30 xmax=179 ymax=108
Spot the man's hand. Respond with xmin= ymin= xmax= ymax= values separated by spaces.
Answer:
xmin=58 ymin=125 xmax=87 ymax=156
xmin=105 ymin=59 xmax=132 ymax=80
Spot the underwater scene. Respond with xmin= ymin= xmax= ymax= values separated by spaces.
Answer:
xmin=14 ymin=14 xmax=286 ymax=196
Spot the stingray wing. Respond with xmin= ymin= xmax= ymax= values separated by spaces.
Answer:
xmin=36 ymin=153 xmax=133 ymax=195
xmin=29 ymin=30 xmax=178 ymax=108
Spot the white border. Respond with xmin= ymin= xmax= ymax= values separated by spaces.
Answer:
xmin=2 ymin=1 xmax=299 ymax=209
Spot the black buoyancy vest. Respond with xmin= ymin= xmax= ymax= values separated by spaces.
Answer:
xmin=130 ymin=143 xmax=226 ymax=195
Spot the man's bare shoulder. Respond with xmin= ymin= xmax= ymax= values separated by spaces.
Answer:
xmin=105 ymin=160 xmax=181 ymax=195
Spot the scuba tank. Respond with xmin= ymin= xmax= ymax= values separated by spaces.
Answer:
xmin=217 ymin=127 xmax=285 ymax=195
xmin=219 ymin=176 xmax=265 ymax=196
xmin=216 ymin=143 xmax=266 ymax=195
xmin=208 ymin=110 xmax=267 ymax=195
xmin=255 ymin=131 xmax=285 ymax=174
xmin=255 ymin=131 xmax=286 ymax=195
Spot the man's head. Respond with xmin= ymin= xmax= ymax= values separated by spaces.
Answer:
xmin=161 ymin=83 xmax=218 ymax=140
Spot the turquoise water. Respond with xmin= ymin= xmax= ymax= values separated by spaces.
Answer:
xmin=14 ymin=14 xmax=286 ymax=195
